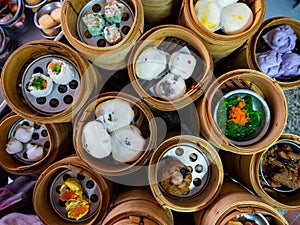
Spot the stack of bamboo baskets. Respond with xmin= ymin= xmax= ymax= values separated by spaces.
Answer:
xmin=0 ymin=0 xmax=299 ymax=224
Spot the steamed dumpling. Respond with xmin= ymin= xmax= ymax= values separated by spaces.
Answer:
xmin=81 ymin=121 xmax=112 ymax=159
xmin=28 ymin=73 xmax=54 ymax=98
xmin=47 ymin=59 xmax=75 ymax=85
xmin=25 ymin=143 xmax=44 ymax=161
xmin=195 ymin=0 xmax=222 ymax=32
xmin=169 ymin=51 xmax=196 ymax=80
xmin=215 ymin=0 xmax=237 ymax=8
xmin=111 ymin=125 xmax=145 ymax=162
xmin=135 ymin=47 xmax=168 ymax=80
xmin=220 ymin=3 xmax=253 ymax=34
xmin=6 ymin=138 xmax=23 ymax=154
xmin=95 ymin=99 xmax=134 ymax=133
xmin=14 ymin=125 xmax=34 ymax=143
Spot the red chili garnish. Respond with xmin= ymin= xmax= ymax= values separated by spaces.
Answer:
xmin=187 ymin=60 xmax=191 ymax=64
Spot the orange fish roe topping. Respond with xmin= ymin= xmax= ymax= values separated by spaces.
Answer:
xmin=228 ymin=97 xmax=249 ymax=126
xmin=108 ymin=1 xmax=113 ymax=6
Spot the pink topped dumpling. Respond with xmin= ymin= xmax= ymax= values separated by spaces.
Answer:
xmin=169 ymin=51 xmax=196 ymax=80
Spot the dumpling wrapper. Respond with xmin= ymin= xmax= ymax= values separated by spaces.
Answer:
xmin=111 ymin=125 xmax=145 ymax=163
xmin=95 ymin=99 xmax=134 ymax=133
xmin=215 ymin=0 xmax=237 ymax=8
xmin=6 ymin=138 xmax=23 ymax=154
xmin=82 ymin=121 xmax=112 ymax=159
xmin=47 ymin=59 xmax=75 ymax=85
xmin=155 ymin=73 xmax=186 ymax=101
xmin=26 ymin=143 xmax=44 ymax=161
xmin=135 ymin=47 xmax=168 ymax=80
xmin=169 ymin=52 xmax=196 ymax=80
xmin=14 ymin=125 xmax=34 ymax=143
xmin=195 ymin=0 xmax=222 ymax=32
xmin=28 ymin=73 xmax=54 ymax=98
xmin=220 ymin=2 xmax=253 ymax=35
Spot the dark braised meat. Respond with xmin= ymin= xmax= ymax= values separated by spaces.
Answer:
xmin=262 ymin=143 xmax=300 ymax=190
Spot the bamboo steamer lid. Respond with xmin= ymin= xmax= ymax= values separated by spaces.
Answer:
xmin=223 ymin=17 xmax=300 ymax=90
xmin=221 ymin=134 xmax=300 ymax=210
xmin=141 ymin=0 xmax=181 ymax=25
xmin=0 ymin=113 xmax=72 ymax=175
xmin=197 ymin=69 xmax=287 ymax=154
xmin=103 ymin=189 xmax=173 ymax=225
xmin=73 ymin=92 xmax=157 ymax=177
xmin=0 ymin=40 xmax=102 ymax=124
xmin=148 ymin=135 xmax=223 ymax=212
xmin=33 ymin=155 xmax=113 ymax=225
xmin=194 ymin=179 xmax=288 ymax=225
xmin=178 ymin=0 xmax=266 ymax=62
xmin=61 ymin=0 xmax=144 ymax=70
xmin=128 ymin=24 xmax=213 ymax=111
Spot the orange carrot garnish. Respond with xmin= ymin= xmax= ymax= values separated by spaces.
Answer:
xmin=227 ymin=97 xmax=249 ymax=126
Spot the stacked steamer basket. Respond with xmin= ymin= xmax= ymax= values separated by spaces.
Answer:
xmin=194 ymin=178 xmax=289 ymax=225
xmin=102 ymin=188 xmax=173 ymax=225
xmin=141 ymin=0 xmax=182 ymax=25
xmin=148 ymin=135 xmax=223 ymax=212
xmin=221 ymin=134 xmax=300 ymax=210
xmin=33 ymin=155 xmax=113 ymax=224
xmin=0 ymin=40 xmax=101 ymax=123
xmin=73 ymin=92 xmax=157 ymax=177
xmin=216 ymin=17 xmax=300 ymax=89
xmin=0 ymin=113 xmax=72 ymax=175
xmin=197 ymin=69 xmax=287 ymax=154
xmin=61 ymin=0 xmax=144 ymax=70
xmin=128 ymin=24 xmax=213 ymax=111
xmin=178 ymin=0 xmax=266 ymax=62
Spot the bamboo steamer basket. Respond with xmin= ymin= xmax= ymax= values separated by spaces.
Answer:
xmin=0 ymin=40 xmax=101 ymax=124
xmin=194 ymin=179 xmax=288 ymax=225
xmin=33 ymin=155 xmax=113 ymax=225
xmin=220 ymin=134 xmax=300 ymax=210
xmin=178 ymin=0 xmax=266 ymax=62
xmin=148 ymin=135 xmax=223 ymax=212
xmin=73 ymin=92 xmax=157 ymax=177
xmin=61 ymin=0 xmax=144 ymax=70
xmin=128 ymin=24 xmax=213 ymax=111
xmin=217 ymin=17 xmax=300 ymax=90
xmin=197 ymin=69 xmax=287 ymax=154
xmin=103 ymin=188 xmax=173 ymax=225
xmin=0 ymin=113 xmax=72 ymax=175
xmin=141 ymin=0 xmax=182 ymax=25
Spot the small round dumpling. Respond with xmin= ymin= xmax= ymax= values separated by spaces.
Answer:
xmin=6 ymin=138 xmax=23 ymax=154
xmin=195 ymin=0 xmax=222 ymax=32
xmin=220 ymin=3 xmax=253 ymax=35
xmin=135 ymin=47 xmax=168 ymax=80
xmin=47 ymin=59 xmax=75 ymax=85
xmin=81 ymin=121 xmax=112 ymax=159
xmin=155 ymin=73 xmax=186 ymax=101
xmin=25 ymin=143 xmax=44 ymax=161
xmin=169 ymin=51 xmax=196 ymax=80
xmin=111 ymin=125 xmax=145 ymax=163
xmin=14 ymin=125 xmax=34 ymax=143
xmin=95 ymin=99 xmax=134 ymax=133
xmin=28 ymin=73 xmax=54 ymax=98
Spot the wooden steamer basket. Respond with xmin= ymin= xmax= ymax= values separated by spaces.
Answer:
xmin=148 ymin=135 xmax=223 ymax=212
xmin=218 ymin=17 xmax=300 ymax=90
xmin=0 ymin=113 xmax=72 ymax=175
xmin=178 ymin=0 xmax=266 ymax=62
xmin=197 ymin=69 xmax=287 ymax=154
xmin=141 ymin=0 xmax=182 ymax=25
xmin=33 ymin=155 xmax=113 ymax=225
xmin=61 ymin=0 xmax=144 ymax=70
xmin=221 ymin=134 xmax=300 ymax=210
xmin=128 ymin=24 xmax=213 ymax=111
xmin=73 ymin=92 xmax=157 ymax=177
xmin=0 ymin=40 xmax=101 ymax=124
xmin=194 ymin=179 xmax=288 ymax=225
xmin=103 ymin=189 xmax=173 ymax=225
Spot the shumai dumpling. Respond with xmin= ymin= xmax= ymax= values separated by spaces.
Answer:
xmin=135 ymin=47 xmax=168 ymax=80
